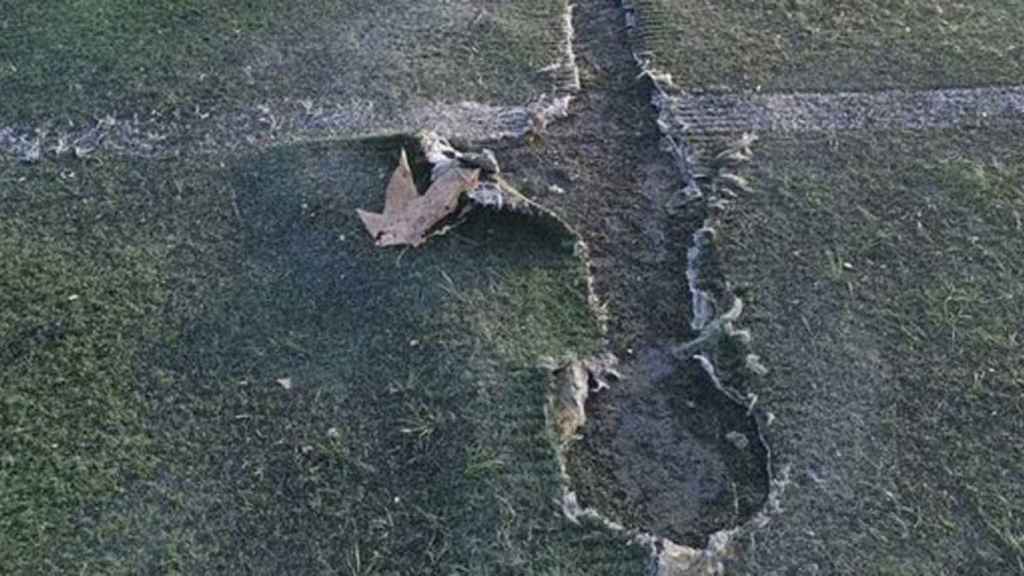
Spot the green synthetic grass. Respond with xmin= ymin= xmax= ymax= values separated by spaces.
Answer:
xmin=0 ymin=226 xmax=165 ymax=570
xmin=716 ymin=128 xmax=1024 ymax=573
xmin=0 ymin=144 xmax=646 ymax=574
xmin=632 ymin=0 xmax=1024 ymax=91
xmin=0 ymin=0 xmax=566 ymax=124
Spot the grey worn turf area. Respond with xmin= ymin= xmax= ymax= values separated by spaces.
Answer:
xmin=0 ymin=99 xmax=541 ymax=161
xmin=663 ymin=86 xmax=1024 ymax=136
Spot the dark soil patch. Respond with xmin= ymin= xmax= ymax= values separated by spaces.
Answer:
xmin=494 ymin=0 xmax=697 ymax=355
xmin=1 ymin=0 xmax=566 ymax=124
xmin=566 ymin=347 xmax=768 ymax=547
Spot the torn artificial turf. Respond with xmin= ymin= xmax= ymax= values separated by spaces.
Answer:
xmin=0 ymin=142 xmax=648 ymax=574
xmin=713 ymin=127 xmax=1024 ymax=573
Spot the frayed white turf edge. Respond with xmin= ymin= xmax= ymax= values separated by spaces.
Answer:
xmin=0 ymin=97 xmax=563 ymax=162
xmin=0 ymin=100 xmax=532 ymax=161
xmin=618 ymin=2 xmax=798 ymax=575
xmin=665 ymin=85 xmax=1024 ymax=135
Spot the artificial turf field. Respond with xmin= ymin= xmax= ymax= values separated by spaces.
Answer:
xmin=3 ymin=0 xmax=1023 ymax=574
xmin=716 ymin=128 xmax=1024 ymax=574
xmin=1 ymin=143 xmax=648 ymax=574
xmin=630 ymin=0 xmax=1024 ymax=573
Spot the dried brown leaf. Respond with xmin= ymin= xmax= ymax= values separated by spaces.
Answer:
xmin=357 ymin=149 xmax=480 ymax=247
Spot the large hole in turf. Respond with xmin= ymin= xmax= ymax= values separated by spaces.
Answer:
xmin=564 ymin=344 xmax=769 ymax=548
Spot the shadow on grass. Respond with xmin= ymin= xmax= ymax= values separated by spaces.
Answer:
xmin=0 ymin=142 xmax=649 ymax=574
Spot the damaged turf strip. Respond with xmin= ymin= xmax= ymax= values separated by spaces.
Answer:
xmin=1 ymin=0 xmax=781 ymax=572
xmin=354 ymin=128 xmax=774 ymax=574
xmin=627 ymin=0 xmax=1024 ymax=572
